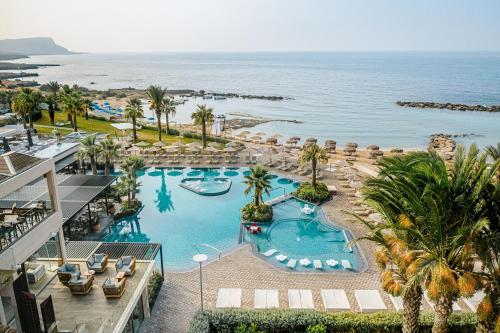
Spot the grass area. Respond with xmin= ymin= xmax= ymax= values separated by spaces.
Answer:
xmin=34 ymin=111 xmax=199 ymax=144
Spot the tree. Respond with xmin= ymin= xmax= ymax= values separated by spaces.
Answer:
xmin=120 ymin=155 xmax=145 ymax=180
xmin=118 ymin=173 xmax=141 ymax=206
xmin=162 ymin=97 xmax=176 ymax=135
xmin=99 ymin=138 xmax=121 ymax=176
xmin=191 ymin=104 xmax=214 ymax=148
xmin=485 ymin=143 xmax=500 ymax=161
xmin=124 ymin=98 xmax=144 ymax=143
xmin=84 ymin=98 xmax=93 ymax=120
xmin=146 ymin=85 xmax=166 ymax=142
xmin=11 ymin=90 xmax=30 ymax=128
xmin=46 ymin=81 xmax=60 ymax=124
xmin=44 ymin=94 xmax=57 ymax=126
xmin=119 ymin=156 xmax=145 ymax=205
xmin=243 ymin=165 xmax=273 ymax=206
xmin=299 ymin=143 xmax=329 ymax=187
xmin=60 ymin=89 xmax=85 ymax=132
xmin=78 ymin=134 xmax=100 ymax=175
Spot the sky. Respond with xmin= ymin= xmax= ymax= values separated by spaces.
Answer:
xmin=2 ymin=0 xmax=500 ymax=53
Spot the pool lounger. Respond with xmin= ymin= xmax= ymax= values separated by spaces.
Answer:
xmin=263 ymin=249 xmax=278 ymax=257
xmin=462 ymin=290 xmax=485 ymax=311
xmin=313 ymin=260 xmax=323 ymax=269
xmin=390 ymin=294 xmax=426 ymax=311
xmin=287 ymin=259 xmax=297 ymax=269
xmin=341 ymin=259 xmax=352 ymax=270
xmin=288 ymin=289 xmax=314 ymax=309
xmin=216 ymin=288 xmax=242 ymax=308
xmin=424 ymin=292 xmax=462 ymax=312
xmin=326 ymin=259 xmax=339 ymax=267
xmin=275 ymin=254 xmax=288 ymax=262
xmin=321 ymin=289 xmax=351 ymax=311
xmin=254 ymin=289 xmax=279 ymax=309
xmin=354 ymin=290 xmax=387 ymax=313
xmin=300 ymin=258 xmax=311 ymax=267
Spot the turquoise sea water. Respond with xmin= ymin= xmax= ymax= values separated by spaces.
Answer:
xmin=12 ymin=52 xmax=500 ymax=148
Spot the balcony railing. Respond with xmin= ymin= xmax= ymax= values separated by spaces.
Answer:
xmin=0 ymin=204 xmax=54 ymax=253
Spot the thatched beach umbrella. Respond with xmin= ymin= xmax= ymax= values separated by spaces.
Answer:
xmin=146 ymin=146 xmax=159 ymax=154
xmin=187 ymin=142 xmax=201 ymax=148
xmin=204 ymin=146 xmax=219 ymax=153
xmin=187 ymin=146 xmax=200 ymax=153
xmin=166 ymin=147 xmax=179 ymax=153
xmin=305 ymin=137 xmax=317 ymax=143
xmin=134 ymin=141 xmax=150 ymax=148
xmin=325 ymin=140 xmax=336 ymax=146
xmin=208 ymin=142 xmax=221 ymax=148
xmin=236 ymin=131 xmax=250 ymax=138
xmin=224 ymin=147 xmax=237 ymax=153
xmin=171 ymin=141 xmax=185 ymax=148
xmin=127 ymin=146 xmax=142 ymax=155
xmin=366 ymin=145 xmax=379 ymax=150
xmin=266 ymin=137 xmax=278 ymax=145
xmin=391 ymin=148 xmax=404 ymax=154
xmin=153 ymin=141 xmax=166 ymax=148
xmin=346 ymin=142 xmax=358 ymax=148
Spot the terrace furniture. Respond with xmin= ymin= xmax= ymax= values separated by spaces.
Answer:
xmin=321 ymin=289 xmax=351 ymax=311
xmin=68 ymin=274 xmax=94 ymax=295
xmin=86 ymin=253 xmax=109 ymax=273
xmin=216 ymin=288 xmax=242 ymax=308
xmin=254 ymin=289 xmax=279 ymax=309
xmin=262 ymin=249 xmax=277 ymax=257
xmin=57 ymin=263 xmax=81 ymax=285
xmin=275 ymin=254 xmax=287 ymax=262
xmin=288 ymin=289 xmax=314 ymax=309
xmin=313 ymin=260 xmax=323 ymax=269
xmin=326 ymin=259 xmax=339 ymax=267
xmin=286 ymin=259 xmax=297 ymax=269
xmin=115 ymin=256 xmax=136 ymax=276
xmin=102 ymin=277 xmax=126 ymax=298
xmin=341 ymin=259 xmax=352 ymax=270
xmin=26 ymin=262 xmax=46 ymax=284
xmin=354 ymin=290 xmax=387 ymax=313
xmin=300 ymin=258 xmax=311 ymax=267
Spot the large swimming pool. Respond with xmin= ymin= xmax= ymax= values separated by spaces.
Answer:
xmin=101 ymin=167 xmax=363 ymax=271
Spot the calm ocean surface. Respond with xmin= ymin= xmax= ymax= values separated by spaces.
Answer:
xmin=13 ymin=52 xmax=500 ymax=148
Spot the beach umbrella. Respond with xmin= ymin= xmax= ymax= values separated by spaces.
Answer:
xmin=187 ymin=146 xmax=200 ymax=153
xmin=290 ymin=136 xmax=301 ymax=141
xmin=366 ymin=145 xmax=379 ymax=150
xmin=166 ymin=147 xmax=178 ymax=153
xmin=171 ymin=141 xmax=185 ymax=147
xmin=134 ymin=141 xmax=150 ymax=148
xmin=305 ymin=137 xmax=317 ymax=143
xmin=187 ymin=142 xmax=201 ymax=148
xmin=344 ymin=147 xmax=357 ymax=153
xmin=224 ymin=147 xmax=237 ymax=153
xmin=127 ymin=146 xmax=142 ymax=155
xmin=204 ymin=146 xmax=219 ymax=153
xmin=208 ymin=142 xmax=220 ymax=148
xmin=236 ymin=131 xmax=250 ymax=137
xmin=346 ymin=142 xmax=358 ymax=148
xmin=153 ymin=141 xmax=166 ymax=147
xmin=146 ymin=146 xmax=159 ymax=154
xmin=266 ymin=137 xmax=277 ymax=145
xmin=391 ymin=148 xmax=404 ymax=154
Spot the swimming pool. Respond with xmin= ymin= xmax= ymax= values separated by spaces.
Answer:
xmin=102 ymin=167 xmax=298 ymax=270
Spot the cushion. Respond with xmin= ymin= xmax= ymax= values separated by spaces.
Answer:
xmin=66 ymin=264 xmax=78 ymax=272
xmin=116 ymin=259 xmax=123 ymax=268
xmin=122 ymin=256 xmax=132 ymax=265
xmin=95 ymin=254 xmax=105 ymax=262
xmin=87 ymin=257 xmax=95 ymax=266
xmin=104 ymin=278 xmax=113 ymax=286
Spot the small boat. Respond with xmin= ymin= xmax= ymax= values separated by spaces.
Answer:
xmin=214 ymin=95 xmax=226 ymax=100
xmin=326 ymin=259 xmax=339 ymax=267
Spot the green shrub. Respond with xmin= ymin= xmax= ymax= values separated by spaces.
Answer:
xmin=235 ymin=323 xmax=265 ymax=333
xmin=241 ymin=203 xmax=273 ymax=222
xmin=294 ymin=182 xmax=331 ymax=204
xmin=306 ymin=324 xmax=326 ymax=333
xmin=147 ymin=271 xmax=163 ymax=308
xmin=188 ymin=309 xmax=477 ymax=333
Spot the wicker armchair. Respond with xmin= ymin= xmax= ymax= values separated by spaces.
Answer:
xmin=115 ymin=256 xmax=136 ymax=276
xmin=86 ymin=253 xmax=109 ymax=273
xmin=102 ymin=277 xmax=126 ymax=298
xmin=68 ymin=274 xmax=94 ymax=295
xmin=57 ymin=263 xmax=81 ymax=285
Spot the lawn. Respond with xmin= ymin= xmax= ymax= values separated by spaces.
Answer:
xmin=34 ymin=111 xmax=199 ymax=144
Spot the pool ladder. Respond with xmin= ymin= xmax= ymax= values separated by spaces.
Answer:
xmin=192 ymin=243 xmax=222 ymax=260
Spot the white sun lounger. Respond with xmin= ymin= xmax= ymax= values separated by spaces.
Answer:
xmin=275 ymin=254 xmax=288 ymax=262
xmin=288 ymin=289 xmax=314 ymax=309
xmin=326 ymin=259 xmax=339 ymax=267
xmin=216 ymin=288 xmax=242 ymax=308
xmin=254 ymin=289 xmax=279 ymax=309
xmin=424 ymin=292 xmax=462 ymax=312
xmin=462 ymin=290 xmax=485 ymax=311
xmin=263 ymin=249 xmax=278 ymax=257
xmin=321 ymin=289 xmax=351 ymax=311
xmin=354 ymin=290 xmax=387 ymax=313
xmin=300 ymin=258 xmax=311 ymax=267
xmin=389 ymin=295 xmax=403 ymax=312
xmin=287 ymin=259 xmax=297 ymax=269
xmin=313 ymin=260 xmax=323 ymax=269
xmin=341 ymin=259 xmax=352 ymax=270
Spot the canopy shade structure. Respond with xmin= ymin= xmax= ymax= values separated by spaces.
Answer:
xmin=111 ymin=123 xmax=135 ymax=131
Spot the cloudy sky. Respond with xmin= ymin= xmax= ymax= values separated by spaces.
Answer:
xmin=2 ymin=0 xmax=500 ymax=53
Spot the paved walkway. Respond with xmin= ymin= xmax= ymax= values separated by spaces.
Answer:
xmin=141 ymin=179 xmax=386 ymax=333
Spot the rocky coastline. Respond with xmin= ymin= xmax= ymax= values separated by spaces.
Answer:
xmin=428 ymin=134 xmax=457 ymax=160
xmin=397 ymin=101 xmax=500 ymax=112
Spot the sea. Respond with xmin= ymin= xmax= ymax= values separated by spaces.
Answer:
xmin=10 ymin=52 xmax=500 ymax=148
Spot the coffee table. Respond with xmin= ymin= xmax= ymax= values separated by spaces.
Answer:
xmin=115 ymin=271 xmax=126 ymax=281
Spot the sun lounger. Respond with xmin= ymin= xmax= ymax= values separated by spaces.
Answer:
xmin=462 ymin=290 xmax=485 ymax=311
xmin=326 ymin=259 xmax=339 ymax=267
xmin=275 ymin=254 xmax=288 ymax=262
xmin=313 ymin=260 xmax=323 ymax=269
xmin=341 ymin=259 xmax=352 ymax=270
xmin=288 ymin=289 xmax=314 ymax=309
xmin=254 ymin=289 xmax=279 ymax=309
xmin=389 ymin=295 xmax=403 ymax=312
xmin=287 ymin=259 xmax=297 ymax=269
xmin=300 ymin=258 xmax=311 ymax=267
xmin=263 ymin=249 xmax=278 ymax=257
xmin=354 ymin=289 xmax=387 ymax=313
xmin=424 ymin=292 xmax=462 ymax=312
xmin=216 ymin=288 xmax=242 ymax=308
xmin=321 ymin=289 xmax=351 ymax=311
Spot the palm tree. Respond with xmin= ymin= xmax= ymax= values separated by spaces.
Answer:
xmin=191 ymin=104 xmax=214 ymax=148
xmin=243 ymin=165 xmax=273 ymax=206
xmin=124 ymin=98 xmax=144 ymax=143
xmin=485 ymin=143 xmax=500 ymax=161
xmin=299 ymin=143 xmax=329 ymax=187
xmin=61 ymin=84 xmax=74 ymax=124
xmin=11 ymin=90 xmax=30 ymax=128
xmin=44 ymin=94 xmax=57 ymax=126
xmin=60 ymin=90 xmax=85 ymax=132
xmin=146 ymin=85 xmax=166 ymax=142
xmin=162 ymin=97 xmax=176 ymax=135
xmin=78 ymin=134 xmax=100 ymax=175
xmin=120 ymin=156 xmax=146 ymax=180
xmin=99 ymin=138 xmax=121 ymax=176
xmin=118 ymin=173 xmax=141 ymax=206
xmin=84 ymin=98 xmax=93 ymax=120
xmin=46 ymin=81 xmax=60 ymax=124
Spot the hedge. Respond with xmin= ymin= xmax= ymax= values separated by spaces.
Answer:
xmin=294 ymin=182 xmax=331 ymax=204
xmin=188 ymin=309 xmax=477 ymax=333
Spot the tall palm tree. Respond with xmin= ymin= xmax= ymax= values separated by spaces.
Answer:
xmin=299 ymin=143 xmax=329 ymax=187
xmin=11 ymin=90 xmax=30 ymax=128
xmin=485 ymin=143 xmax=500 ymax=161
xmin=78 ymin=134 xmax=100 ymax=175
xmin=124 ymin=98 xmax=144 ymax=143
xmin=46 ymin=81 xmax=60 ymax=124
xmin=146 ymin=85 xmax=166 ymax=142
xmin=60 ymin=90 xmax=85 ymax=132
xmin=118 ymin=173 xmax=141 ymax=206
xmin=44 ymin=94 xmax=57 ymax=126
xmin=84 ymin=98 xmax=93 ymax=120
xmin=191 ymin=104 xmax=214 ymax=148
xmin=61 ymin=84 xmax=74 ymax=124
xmin=99 ymin=138 xmax=121 ymax=176
xmin=162 ymin=97 xmax=176 ymax=135
xmin=120 ymin=155 xmax=145 ymax=180
xmin=243 ymin=165 xmax=273 ymax=205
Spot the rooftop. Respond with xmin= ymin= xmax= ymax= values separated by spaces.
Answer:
xmin=0 ymin=151 xmax=43 ymax=182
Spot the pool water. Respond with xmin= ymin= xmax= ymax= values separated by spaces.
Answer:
xmin=102 ymin=167 xmax=298 ymax=270
xmin=244 ymin=198 xmax=363 ymax=272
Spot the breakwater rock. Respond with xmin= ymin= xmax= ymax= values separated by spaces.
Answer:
xmin=397 ymin=101 xmax=500 ymax=112
xmin=226 ymin=113 xmax=301 ymax=129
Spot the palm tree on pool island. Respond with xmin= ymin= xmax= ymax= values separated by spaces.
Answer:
xmin=99 ymin=138 xmax=121 ymax=176
xmin=191 ymin=104 xmax=214 ymax=148
xmin=146 ymin=85 xmax=166 ymax=142
xmin=77 ymin=134 xmax=100 ymax=175
xmin=243 ymin=165 xmax=273 ymax=206
xmin=300 ymin=143 xmax=328 ymax=187
xmin=124 ymin=97 xmax=144 ymax=143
